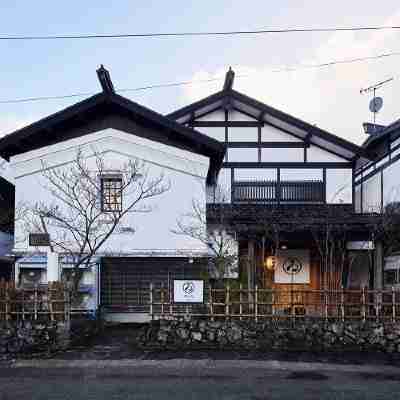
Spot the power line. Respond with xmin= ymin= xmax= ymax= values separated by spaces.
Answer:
xmin=2 ymin=25 xmax=400 ymax=40
xmin=0 ymin=50 xmax=399 ymax=105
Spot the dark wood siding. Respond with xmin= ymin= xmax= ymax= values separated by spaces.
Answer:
xmin=100 ymin=257 xmax=206 ymax=312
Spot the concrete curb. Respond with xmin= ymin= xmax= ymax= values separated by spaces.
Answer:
xmin=11 ymin=358 xmax=400 ymax=374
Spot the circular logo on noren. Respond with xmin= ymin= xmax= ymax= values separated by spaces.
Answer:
xmin=282 ymin=257 xmax=303 ymax=275
xmin=182 ymin=282 xmax=195 ymax=295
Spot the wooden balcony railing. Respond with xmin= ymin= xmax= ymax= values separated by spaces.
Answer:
xmin=232 ymin=180 xmax=325 ymax=204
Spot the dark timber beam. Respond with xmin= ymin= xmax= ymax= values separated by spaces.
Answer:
xmin=191 ymin=121 xmax=263 ymax=128
xmin=227 ymin=142 xmax=308 ymax=148
xmin=223 ymin=162 xmax=353 ymax=169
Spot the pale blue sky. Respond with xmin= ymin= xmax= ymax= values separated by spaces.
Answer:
xmin=1 ymin=1 xmax=400 ymax=144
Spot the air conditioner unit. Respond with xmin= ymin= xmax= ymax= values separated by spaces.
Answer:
xmin=21 ymin=269 xmax=43 ymax=286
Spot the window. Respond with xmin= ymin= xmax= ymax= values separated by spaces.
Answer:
xmin=100 ymin=176 xmax=123 ymax=212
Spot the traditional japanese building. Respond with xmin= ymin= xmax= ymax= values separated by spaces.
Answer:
xmin=168 ymin=68 xmax=380 ymax=308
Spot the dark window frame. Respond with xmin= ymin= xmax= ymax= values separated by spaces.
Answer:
xmin=100 ymin=175 xmax=123 ymax=212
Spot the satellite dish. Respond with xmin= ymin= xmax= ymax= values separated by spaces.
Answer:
xmin=369 ymin=97 xmax=383 ymax=113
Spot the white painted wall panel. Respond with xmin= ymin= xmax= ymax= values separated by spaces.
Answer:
xmin=198 ymin=127 xmax=226 ymax=142
xmin=307 ymin=146 xmax=347 ymax=162
xmin=228 ymin=148 xmax=258 ymax=162
xmin=261 ymin=125 xmax=301 ymax=142
xmin=228 ymin=110 xmax=257 ymax=122
xmin=261 ymin=148 xmax=304 ymax=162
xmin=280 ymin=169 xmax=322 ymax=181
xmin=228 ymin=127 xmax=258 ymax=142
xmin=235 ymin=168 xmax=277 ymax=181
xmin=196 ymin=110 xmax=225 ymax=122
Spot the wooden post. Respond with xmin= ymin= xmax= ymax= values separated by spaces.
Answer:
xmin=225 ymin=282 xmax=230 ymax=321
xmin=21 ymin=288 xmax=25 ymax=321
xmin=169 ymin=284 xmax=173 ymax=317
xmin=5 ymin=282 xmax=9 ymax=322
xmin=324 ymin=288 xmax=328 ymax=322
xmin=149 ymin=282 xmax=153 ymax=320
xmin=161 ymin=282 xmax=164 ymax=317
xmin=239 ymin=283 xmax=243 ymax=321
xmin=340 ymin=287 xmax=345 ymax=323
xmin=255 ymin=285 xmax=258 ymax=322
xmin=49 ymin=283 xmax=54 ymax=322
xmin=392 ymin=286 xmax=396 ymax=323
xmin=362 ymin=287 xmax=366 ymax=323
xmin=209 ymin=285 xmax=214 ymax=321
xmin=34 ymin=284 xmax=38 ymax=321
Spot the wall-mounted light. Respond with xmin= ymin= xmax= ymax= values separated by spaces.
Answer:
xmin=281 ymin=245 xmax=288 ymax=250
xmin=264 ymin=256 xmax=276 ymax=271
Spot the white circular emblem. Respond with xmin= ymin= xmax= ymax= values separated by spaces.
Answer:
xmin=282 ymin=257 xmax=303 ymax=275
xmin=182 ymin=281 xmax=195 ymax=295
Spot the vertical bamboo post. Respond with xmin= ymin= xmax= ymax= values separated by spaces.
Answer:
xmin=362 ymin=287 xmax=366 ymax=323
xmin=169 ymin=284 xmax=173 ymax=317
xmin=149 ymin=282 xmax=153 ymax=320
xmin=64 ymin=284 xmax=69 ymax=323
xmin=340 ymin=286 xmax=345 ymax=323
xmin=225 ymin=282 xmax=230 ymax=321
xmin=392 ymin=286 xmax=396 ymax=323
xmin=239 ymin=283 xmax=243 ymax=321
xmin=161 ymin=282 xmax=164 ymax=317
xmin=34 ymin=284 xmax=38 ymax=321
xmin=21 ymin=288 xmax=25 ymax=321
xmin=49 ymin=282 xmax=54 ymax=322
xmin=209 ymin=285 xmax=214 ymax=321
xmin=5 ymin=282 xmax=9 ymax=322
xmin=255 ymin=285 xmax=258 ymax=322
xmin=272 ymin=289 xmax=275 ymax=316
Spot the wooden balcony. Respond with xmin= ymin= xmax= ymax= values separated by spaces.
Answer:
xmin=232 ymin=180 xmax=325 ymax=204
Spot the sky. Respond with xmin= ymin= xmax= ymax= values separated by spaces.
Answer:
xmin=1 ymin=1 xmax=400 ymax=146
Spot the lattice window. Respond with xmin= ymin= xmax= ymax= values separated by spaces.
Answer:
xmin=100 ymin=176 xmax=123 ymax=212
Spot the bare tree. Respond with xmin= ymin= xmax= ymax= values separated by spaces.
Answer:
xmin=173 ymin=188 xmax=238 ymax=283
xmin=21 ymin=148 xmax=169 ymax=293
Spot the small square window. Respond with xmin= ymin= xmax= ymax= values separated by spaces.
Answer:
xmin=100 ymin=176 xmax=123 ymax=212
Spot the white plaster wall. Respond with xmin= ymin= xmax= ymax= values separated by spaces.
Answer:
xmin=261 ymin=125 xmax=301 ymax=142
xmin=261 ymin=148 xmax=304 ymax=162
xmin=307 ymin=145 xmax=347 ymax=163
xmin=11 ymin=129 xmax=210 ymax=255
xmin=228 ymin=127 xmax=258 ymax=142
xmin=228 ymin=110 xmax=256 ymax=122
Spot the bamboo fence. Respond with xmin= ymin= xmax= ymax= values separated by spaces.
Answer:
xmin=150 ymin=283 xmax=400 ymax=323
xmin=0 ymin=281 xmax=70 ymax=322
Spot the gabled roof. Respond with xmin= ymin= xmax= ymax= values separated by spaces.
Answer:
xmin=167 ymin=76 xmax=370 ymax=161
xmin=362 ymin=118 xmax=400 ymax=148
xmin=0 ymin=69 xmax=226 ymax=184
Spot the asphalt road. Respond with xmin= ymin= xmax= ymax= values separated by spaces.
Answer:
xmin=1 ymin=360 xmax=400 ymax=400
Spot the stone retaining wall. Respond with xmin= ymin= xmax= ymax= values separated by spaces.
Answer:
xmin=139 ymin=318 xmax=400 ymax=353
xmin=0 ymin=321 xmax=70 ymax=357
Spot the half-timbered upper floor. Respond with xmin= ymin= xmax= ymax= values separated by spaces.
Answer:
xmin=168 ymin=68 xmax=370 ymax=209
xmin=354 ymin=120 xmax=400 ymax=213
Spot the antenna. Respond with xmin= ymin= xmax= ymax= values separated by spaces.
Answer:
xmin=360 ymin=77 xmax=394 ymax=132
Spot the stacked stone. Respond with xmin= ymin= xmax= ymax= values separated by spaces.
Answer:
xmin=139 ymin=318 xmax=400 ymax=353
xmin=0 ymin=321 xmax=70 ymax=357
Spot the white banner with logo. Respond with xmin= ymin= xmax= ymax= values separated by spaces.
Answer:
xmin=274 ymin=249 xmax=310 ymax=284
xmin=173 ymin=280 xmax=204 ymax=303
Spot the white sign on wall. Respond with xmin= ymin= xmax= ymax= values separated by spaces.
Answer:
xmin=173 ymin=280 xmax=204 ymax=303
xmin=274 ymin=249 xmax=310 ymax=284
